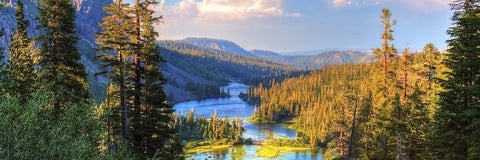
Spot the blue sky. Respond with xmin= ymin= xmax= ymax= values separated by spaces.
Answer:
xmin=147 ymin=0 xmax=452 ymax=53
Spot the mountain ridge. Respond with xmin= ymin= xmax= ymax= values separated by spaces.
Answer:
xmin=179 ymin=37 xmax=254 ymax=56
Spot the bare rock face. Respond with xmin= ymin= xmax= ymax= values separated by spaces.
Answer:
xmin=0 ymin=0 xmax=111 ymax=100
xmin=0 ymin=0 xmax=109 ymax=48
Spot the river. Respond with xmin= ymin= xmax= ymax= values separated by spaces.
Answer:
xmin=174 ymin=83 xmax=324 ymax=160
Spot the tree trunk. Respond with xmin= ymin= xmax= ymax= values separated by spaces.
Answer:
xmin=347 ymin=97 xmax=358 ymax=159
xmin=402 ymin=49 xmax=408 ymax=103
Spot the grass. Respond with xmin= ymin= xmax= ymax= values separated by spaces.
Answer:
xmin=256 ymin=137 xmax=314 ymax=158
xmin=187 ymin=144 xmax=233 ymax=154
xmin=184 ymin=139 xmax=234 ymax=155
xmin=256 ymin=145 xmax=314 ymax=158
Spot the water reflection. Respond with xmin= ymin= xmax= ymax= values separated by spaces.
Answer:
xmin=174 ymin=83 xmax=323 ymax=160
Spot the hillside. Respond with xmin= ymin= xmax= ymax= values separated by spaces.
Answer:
xmin=158 ymin=40 xmax=298 ymax=102
xmin=0 ymin=0 xmax=110 ymax=100
xmin=180 ymin=37 xmax=254 ymax=56
xmin=249 ymin=49 xmax=281 ymax=57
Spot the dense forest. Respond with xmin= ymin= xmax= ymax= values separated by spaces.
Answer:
xmin=244 ymin=5 xmax=480 ymax=160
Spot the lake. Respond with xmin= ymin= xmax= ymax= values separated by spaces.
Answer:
xmin=174 ymin=83 xmax=324 ymax=160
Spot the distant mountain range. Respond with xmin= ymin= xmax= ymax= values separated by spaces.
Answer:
xmin=180 ymin=37 xmax=372 ymax=69
xmin=252 ymin=50 xmax=371 ymax=69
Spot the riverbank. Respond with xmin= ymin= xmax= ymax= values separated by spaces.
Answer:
xmin=186 ymin=140 xmax=315 ymax=158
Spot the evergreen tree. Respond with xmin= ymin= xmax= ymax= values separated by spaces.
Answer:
xmin=372 ymin=8 xmax=397 ymax=86
xmin=96 ymin=0 xmax=135 ymax=144
xmin=422 ymin=43 xmax=441 ymax=87
xmin=364 ymin=8 xmax=399 ymax=159
xmin=0 ymin=28 xmax=6 ymax=96
xmin=7 ymin=0 xmax=36 ymax=103
xmin=433 ymin=0 xmax=480 ymax=159
xmin=0 ymin=2 xmax=7 ymax=96
xmin=37 ymin=0 xmax=89 ymax=112
xmin=97 ymin=0 xmax=182 ymax=158
xmin=133 ymin=1 xmax=178 ymax=158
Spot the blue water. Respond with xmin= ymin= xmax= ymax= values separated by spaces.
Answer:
xmin=174 ymin=83 xmax=323 ymax=160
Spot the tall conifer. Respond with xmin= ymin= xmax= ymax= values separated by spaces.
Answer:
xmin=8 ymin=0 xmax=36 ymax=103
xmin=129 ymin=1 xmax=179 ymax=157
xmin=97 ymin=0 xmax=135 ymax=144
xmin=97 ymin=0 xmax=181 ymax=158
xmin=37 ymin=0 xmax=89 ymax=111
xmin=433 ymin=0 xmax=480 ymax=159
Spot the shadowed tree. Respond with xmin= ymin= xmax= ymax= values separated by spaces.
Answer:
xmin=37 ymin=0 xmax=90 ymax=112
xmin=96 ymin=0 xmax=182 ymax=158
xmin=7 ymin=0 xmax=36 ymax=103
xmin=433 ymin=0 xmax=480 ymax=159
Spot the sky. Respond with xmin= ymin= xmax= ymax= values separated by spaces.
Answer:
xmin=139 ymin=0 xmax=452 ymax=53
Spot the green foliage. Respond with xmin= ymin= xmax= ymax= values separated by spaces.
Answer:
xmin=432 ymin=0 xmax=480 ymax=159
xmin=174 ymin=109 xmax=245 ymax=144
xmin=247 ymin=53 xmax=437 ymax=159
xmin=37 ymin=0 xmax=90 ymax=111
xmin=244 ymin=9 xmax=441 ymax=159
xmin=6 ymin=0 xmax=36 ymax=104
xmin=97 ymin=0 xmax=181 ymax=158
xmin=0 ymin=92 xmax=101 ymax=159
xmin=0 ymin=29 xmax=6 ymax=97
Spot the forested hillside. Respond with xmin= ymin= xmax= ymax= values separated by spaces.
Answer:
xmin=245 ymin=44 xmax=444 ymax=159
xmin=242 ymin=7 xmax=480 ymax=159
xmin=159 ymin=40 xmax=299 ymax=103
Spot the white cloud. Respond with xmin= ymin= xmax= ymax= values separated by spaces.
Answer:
xmin=407 ymin=0 xmax=450 ymax=8
xmin=198 ymin=0 xmax=284 ymax=20
xmin=289 ymin=13 xmax=302 ymax=17
xmin=331 ymin=0 xmax=449 ymax=8
xmin=157 ymin=0 xmax=300 ymax=21
xmin=333 ymin=0 xmax=352 ymax=7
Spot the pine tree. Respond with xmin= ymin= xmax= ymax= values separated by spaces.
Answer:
xmin=433 ymin=0 xmax=480 ymax=159
xmin=96 ymin=0 xmax=135 ymax=144
xmin=422 ymin=43 xmax=441 ymax=87
xmin=8 ymin=0 xmax=36 ymax=103
xmin=37 ymin=0 xmax=89 ymax=112
xmin=372 ymin=8 xmax=397 ymax=86
xmin=0 ymin=28 xmax=6 ymax=94
xmin=128 ymin=0 xmax=180 ymax=158
xmin=97 ymin=0 xmax=182 ymax=158
xmin=364 ymin=8 xmax=399 ymax=159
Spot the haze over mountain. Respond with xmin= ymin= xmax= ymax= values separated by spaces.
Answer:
xmin=253 ymin=50 xmax=371 ymax=69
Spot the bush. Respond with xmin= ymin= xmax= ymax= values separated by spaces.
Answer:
xmin=0 ymin=92 xmax=103 ymax=159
